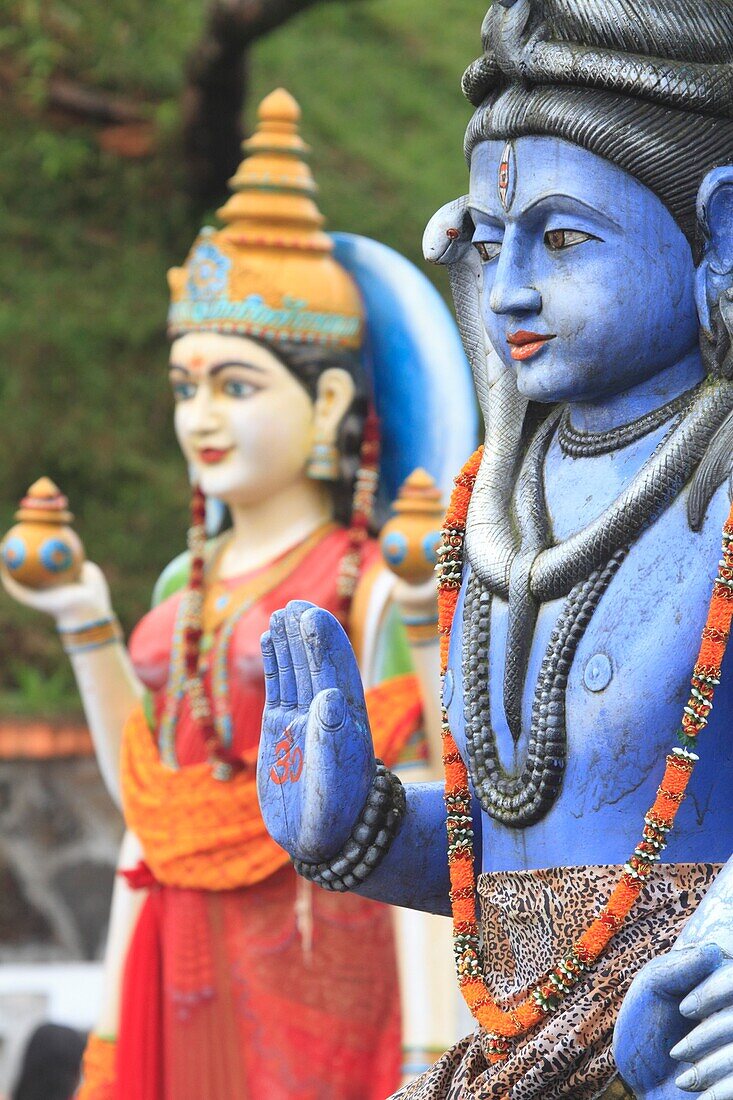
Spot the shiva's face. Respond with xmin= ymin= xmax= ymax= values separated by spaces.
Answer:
xmin=469 ymin=137 xmax=700 ymax=403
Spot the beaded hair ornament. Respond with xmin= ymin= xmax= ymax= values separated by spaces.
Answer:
xmin=166 ymin=90 xmax=378 ymax=781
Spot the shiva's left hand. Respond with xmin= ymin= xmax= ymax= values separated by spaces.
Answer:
xmin=670 ymin=950 xmax=733 ymax=1098
xmin=614 ymin=944 xmax=733 ymax=1098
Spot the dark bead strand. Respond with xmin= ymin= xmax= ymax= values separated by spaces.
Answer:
xmin=463 ymin=549 xmax=627 ymax=826
xmin=293 ymin=761 xmax=406 ymax=891
xmin=557 ymin=384 xmax=701 ymax=458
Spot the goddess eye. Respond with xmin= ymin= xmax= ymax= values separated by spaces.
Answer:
xmin=171 ymin=381 xmax=197 ymax=402
xmin=545 ymin=229 xmax=598 ymax=252
xmin=222 ymin=378 xmax=256 ymax=399
xmin=473 ymin=241 xmax=503 ymax=263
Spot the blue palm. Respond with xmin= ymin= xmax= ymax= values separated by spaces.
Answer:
xmin=257 ymin=600 xmax=376 ymax=863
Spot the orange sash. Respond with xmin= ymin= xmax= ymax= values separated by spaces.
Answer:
xmin=121 ymin=674 xmax=422 ymax=892
xmin=75 ymin=1035 xmax=116 ymax=1100
xmin=122 ymin=705 xmax=286 ymax=891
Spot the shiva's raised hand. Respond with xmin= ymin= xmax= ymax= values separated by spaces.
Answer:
xmin=257 ymin=600 xmax=376 ymax=863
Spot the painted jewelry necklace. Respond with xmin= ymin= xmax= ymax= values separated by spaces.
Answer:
xmin=159 ymin=409 xmax=380 ymax=780
xmin=437 ymin=446 xmax=733 ymax=1061
xmin=158 ymin=521 xmax=335 ymax=778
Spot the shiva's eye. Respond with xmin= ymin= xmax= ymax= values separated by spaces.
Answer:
xmin=473 ymin=241 xmax=502 ymax=263
xmin=223 ymin=379 xmax=256 ymax=399
xmin=172 ymin=382 xmax=197 ymax=402
xmin=545 ymin=229 xmax=597 ymax=252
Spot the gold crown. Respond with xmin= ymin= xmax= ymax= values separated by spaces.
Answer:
xmin=167 ymin=88 xmax=364 ymax=350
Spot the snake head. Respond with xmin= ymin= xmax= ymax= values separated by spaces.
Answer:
xmin=423 ymin=196 xmax=473 ymax=266
xmin=488 ymin=0 xmax=549 ymax=78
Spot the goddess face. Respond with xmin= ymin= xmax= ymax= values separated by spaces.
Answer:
xmin=469 ymin=137 xmax=700 ymax=403
xmin=169 ymin=332 xmax=354 ymax=506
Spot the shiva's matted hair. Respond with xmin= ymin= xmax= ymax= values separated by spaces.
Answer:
xmin=463 ymin=0 xmax=733 ymax=245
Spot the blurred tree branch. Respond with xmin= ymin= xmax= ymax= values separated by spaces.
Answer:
xmin=48 ymin=77 xmax=145 ymax=125
xmin=183 ymin=0 xmax=369 ymax=208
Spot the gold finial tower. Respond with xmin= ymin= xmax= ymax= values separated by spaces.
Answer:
xmin=168 ymin=88 xmax=364 ymax=349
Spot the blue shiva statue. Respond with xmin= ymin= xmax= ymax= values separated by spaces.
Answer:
xmin=257 ymin=1 xmax=733 ymax=1096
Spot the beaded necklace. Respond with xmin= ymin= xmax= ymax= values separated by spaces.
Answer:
xmin=556 ymin=382 xmax=702 ymax=457
xmin=437 ymin=445 xmax=733 ymax=1062
xmin=159 ymin=520 xmax=336 ymax=777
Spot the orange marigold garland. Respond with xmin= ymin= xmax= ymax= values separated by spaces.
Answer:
xmin=436 ymin=445 xmax=733 ymax=1061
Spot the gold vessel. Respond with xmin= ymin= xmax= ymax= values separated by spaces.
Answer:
xmin=380 ymin=468 xmax=445 ymax=586
xmin=1 ymin=478 xmax=85 ymax=588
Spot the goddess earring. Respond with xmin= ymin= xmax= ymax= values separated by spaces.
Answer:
xmin=306 ymin=441 xmax=340 ymax=481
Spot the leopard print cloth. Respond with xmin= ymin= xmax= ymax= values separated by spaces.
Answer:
xmin=392 ymin=863 xmax=719 ymax=1100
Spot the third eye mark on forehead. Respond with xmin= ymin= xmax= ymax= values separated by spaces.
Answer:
xmin=168 ymin=359 xmax=268 ymax=379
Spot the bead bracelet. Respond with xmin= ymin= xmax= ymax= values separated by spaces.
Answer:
xmin=402 ymin=611 xmax=440 ymax=646
xmin=293 ymin=760 xmax=405 ymax=891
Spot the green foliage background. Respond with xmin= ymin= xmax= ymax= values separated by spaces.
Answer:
xmin=0 ymin=0 xmax=482 ymax=716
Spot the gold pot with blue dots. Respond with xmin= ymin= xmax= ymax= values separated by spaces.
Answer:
xmin=1 ymin=478 xmax=84 ymax=589
xmin=380 ymin=468 xmax=446 ymax=585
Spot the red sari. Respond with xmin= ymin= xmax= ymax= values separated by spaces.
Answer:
xmin=115 ymin=528 xmax=402 ymax=1099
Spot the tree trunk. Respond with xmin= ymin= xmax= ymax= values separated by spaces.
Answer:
xmin=183 ymin=0 xmax=365 ymax=208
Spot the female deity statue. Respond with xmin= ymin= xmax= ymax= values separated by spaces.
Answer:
xmin=1 ymin=89 xmax=476 ymax=1098
xmin=257 ymin=5 xmax=733 ymax=1098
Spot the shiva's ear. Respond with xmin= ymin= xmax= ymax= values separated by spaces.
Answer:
xmin=695 ymin=166 xmax=733 ymax=336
